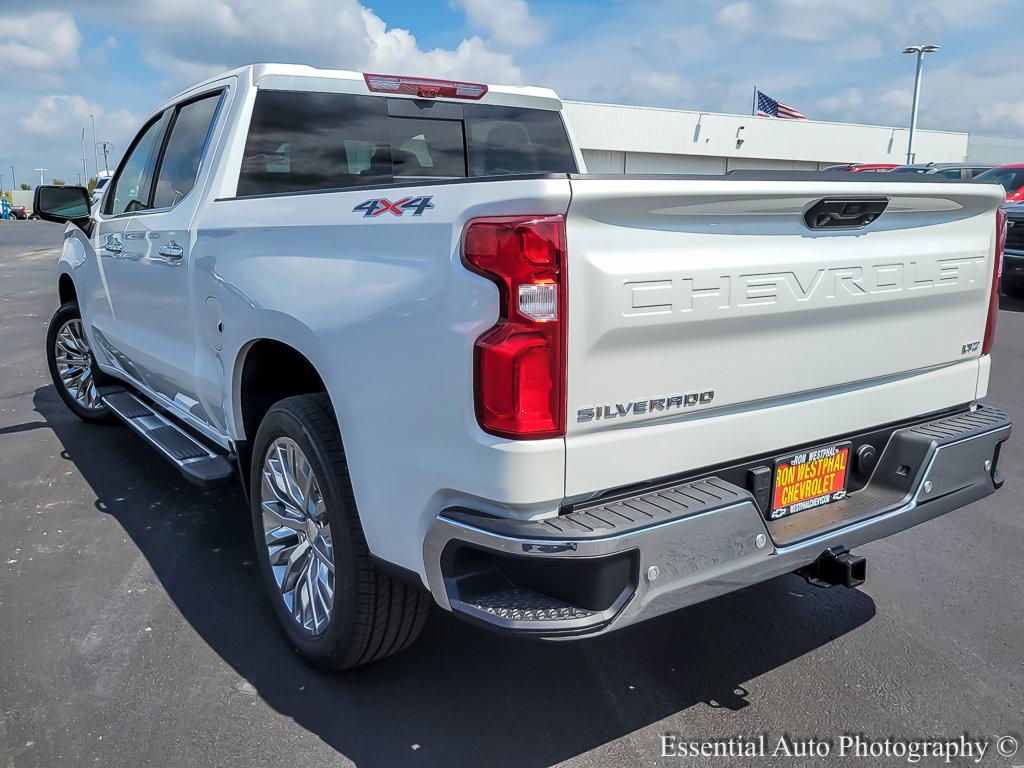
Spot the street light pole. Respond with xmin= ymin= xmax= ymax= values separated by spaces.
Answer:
xmin=902 ymin=44 xmax=940 ymax=165
xmin=90 ymin=114 xmax=99 ymax=179
xmin=34 ymin=168 xmax=47 ymax=186
xmin=82 ymin=127 xmax=89 ymax=185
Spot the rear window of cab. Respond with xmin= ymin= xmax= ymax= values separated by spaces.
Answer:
xmin=236 ymin=90 xmax=577 ymax=197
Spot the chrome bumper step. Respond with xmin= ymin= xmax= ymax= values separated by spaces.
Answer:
xmin=100 ymin=388 xmax=235 ymax=488
xmin=425 ymin=405 xmax=1011 ymax=638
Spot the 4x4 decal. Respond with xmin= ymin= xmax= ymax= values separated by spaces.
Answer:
xmin=353 ymin=196 xmax=435 ymax=218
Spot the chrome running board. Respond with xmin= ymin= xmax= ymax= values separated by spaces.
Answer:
xmin=101 ymin=388 xmax=235 ymax=488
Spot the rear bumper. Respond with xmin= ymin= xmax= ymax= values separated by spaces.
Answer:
xmin=423 ymin=405 xmax=1011 ymax=638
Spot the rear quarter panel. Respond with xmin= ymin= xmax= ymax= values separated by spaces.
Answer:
xmin=190 ymin=177 xmax=571 ymax=577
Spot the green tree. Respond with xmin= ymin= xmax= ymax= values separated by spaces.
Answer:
xmin=51 ymin=178 xmax=66 ymax=187
xmin=87 ymin=177 xmax=97 ymax=193
xmin=19 ymin=182 xmax=30 ymax=191
xmin=2 ymin=191 xmax=11 ymax=205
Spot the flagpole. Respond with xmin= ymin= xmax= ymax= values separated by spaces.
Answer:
xmin=752 ymin=84 xmax=758 ymax=116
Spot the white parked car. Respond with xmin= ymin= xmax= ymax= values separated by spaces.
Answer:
xmin=35 ymin=64 xmax=1012 ymax=670
xmin=90 ymin=173 xmax=112 ymax=207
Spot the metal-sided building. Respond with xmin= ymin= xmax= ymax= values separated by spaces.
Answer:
xmin=562 ymin=100 xmax=1018 ymax=174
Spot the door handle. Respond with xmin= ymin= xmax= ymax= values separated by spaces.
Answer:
xmin=102 ymin=238 xmax=123 ymax=254
xmin=159 ymin=242 xmax=184 ymax=260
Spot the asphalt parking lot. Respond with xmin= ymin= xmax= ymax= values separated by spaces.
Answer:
xmin=1 ymin=220 xmax=1022 ymax=768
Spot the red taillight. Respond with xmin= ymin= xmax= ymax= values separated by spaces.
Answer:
xmin=363 ymin=73 xmax=488 ymax=100
xmin=462 ymin=216 xmax=566 ymax=439
xmin=983 ymin=207 xmax=1007 ymax=355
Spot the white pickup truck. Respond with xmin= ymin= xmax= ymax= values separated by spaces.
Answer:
xmin=36 ymin=64 xmax=1012 ymax=670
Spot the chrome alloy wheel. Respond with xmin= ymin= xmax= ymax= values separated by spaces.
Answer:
xmin=259 ymin=437 xmax=335 ymax=635
xmin=54 ymin=318 xmax=103 ymax=410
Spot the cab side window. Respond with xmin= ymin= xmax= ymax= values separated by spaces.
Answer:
xmin=152 ymin=93 xmax=222 ymax=209
xmin=107 ymin=116 xmax=166 ymax=216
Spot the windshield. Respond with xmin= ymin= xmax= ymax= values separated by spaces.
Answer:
xmin=974 ymin=167 xmax=1024 ymax=193
xmin=890 ymin=166 xmax=928 ymax=174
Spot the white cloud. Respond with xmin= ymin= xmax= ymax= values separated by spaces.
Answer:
xmin=103 ymin=0 xmax=521 ymax=94
xmin=816 ymin=88 xmax=864 ymax=116
xmin=0 ymin=11 xmax=81 ymax=71
xmin=880 ymin=88 xmax=912 ymax=111
xmin=450 ymin=0 xmax=546 ymax=47
xmin=915 ymin=60 xmax=1024 ymax=133
xmin=713 ymin=2 xmax=756 ymax=39
xmin=983 ymin=102 xmax=1024 ymax=130
xmin=19 ymin=95 xmax=140 ymax=163
xmin=84 ymin=34 xmax=120 ymax=68
xmin=359 ymin=9 xmax=521 ymax=81
xmin=627 ymin=71 xmax=697 ymax=103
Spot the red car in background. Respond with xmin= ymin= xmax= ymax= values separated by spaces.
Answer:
xmin=822 ymin=163 xmax=900 ymax=173
xmin=974 ymin=164 xmax=1024 ymax=203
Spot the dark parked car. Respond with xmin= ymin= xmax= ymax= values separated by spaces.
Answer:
xmin=975 ymin=164 xmax=1024 ymax=204
xmin=889 ymin=163 xmax=993 ymax=179
xmin=7 ymin=205 xmax=28 ymax=220
xmin=1002 ymin=203 xmax=1024 ymax=297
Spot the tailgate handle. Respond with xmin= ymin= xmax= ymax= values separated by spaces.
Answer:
xmin=805 ymin=197 xmax=889 ymax=230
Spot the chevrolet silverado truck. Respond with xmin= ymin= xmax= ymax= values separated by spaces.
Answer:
xmin=35 ymin=64 xmax=1012 ymax=670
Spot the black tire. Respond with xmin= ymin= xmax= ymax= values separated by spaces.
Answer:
xmin=45 ymin=301 xmax=113 ymax=423
xmin=250 ymin=393 xmax=430 ymax=670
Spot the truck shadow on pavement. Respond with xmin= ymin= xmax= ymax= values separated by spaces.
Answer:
xmin=34 ymin=385 xmax=876 ymax=768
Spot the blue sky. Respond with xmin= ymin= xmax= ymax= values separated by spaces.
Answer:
xmin=1 ymin=0 xmax=1021 ymax=187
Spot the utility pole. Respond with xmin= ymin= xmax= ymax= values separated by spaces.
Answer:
xmin=99 ymin=142 xmax=112 ymax=175
xmin=82 ymin=127 xmax=89 ymax=185
xmin=902 ymin=44 xmax=940 ymax=164
xmin=34 ymin=168 xmax=47 ymax=186
xmin=90 ymin=114 xmax=99 ymax=179
xmin=9 ymin=165 xmax=14 ymax=189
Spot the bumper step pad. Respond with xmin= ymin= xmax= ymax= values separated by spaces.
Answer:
xmin=444 ymin=477 xmax=750 ymax=541
xmin=100 ymin=387 xmax=235 ymax=488
xmin=466 ymin=587 xmax=597 ymax=623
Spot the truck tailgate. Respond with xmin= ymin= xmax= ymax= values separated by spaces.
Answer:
xmin=563 ymin=175 xmax=1004 ymax=497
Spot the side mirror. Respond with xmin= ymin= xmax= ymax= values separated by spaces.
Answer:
xmin=33 ymin=185 xmax=91 ymax=226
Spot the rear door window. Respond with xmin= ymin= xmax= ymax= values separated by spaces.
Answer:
xmin=236 ymin=90 xmax=577 ymax=196
xmin=152 ymin=92 xmax=222 ymax=209
xmin=238 ymin=91 xmax=390 ymax=196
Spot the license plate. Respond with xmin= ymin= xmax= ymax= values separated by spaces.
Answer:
xmin=769 ymin=441 xmax=851 ymax=520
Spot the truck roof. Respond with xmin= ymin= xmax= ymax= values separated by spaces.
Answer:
xmin=163 ymin=63 xmax=562 ymax=112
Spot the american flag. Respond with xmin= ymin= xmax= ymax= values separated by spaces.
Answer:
xmin=756 ymin=89 xmax=807 ymax=120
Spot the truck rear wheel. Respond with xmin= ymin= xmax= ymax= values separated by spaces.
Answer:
xmin=249 ymin=393 xmax=430 ymax=670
